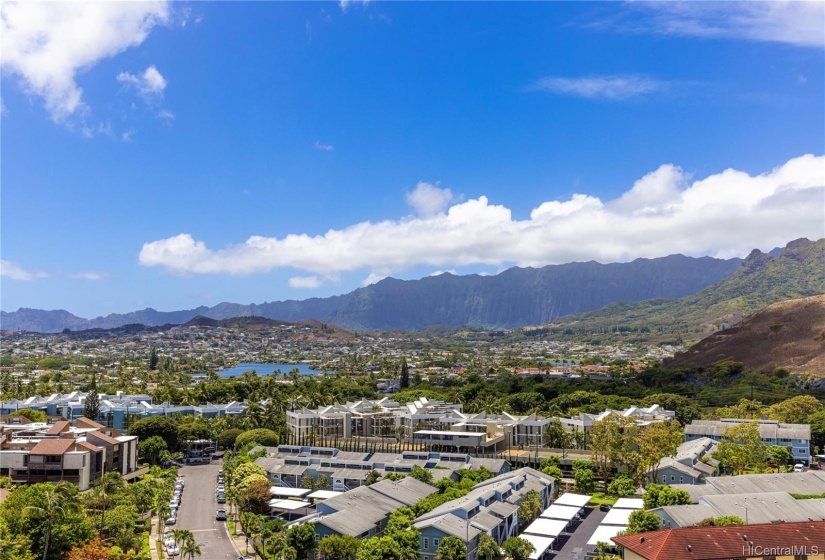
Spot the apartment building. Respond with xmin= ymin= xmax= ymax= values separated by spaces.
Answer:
xmin=0 ymin=416 xmax=138 ymax=490
xmin=684 ymin=419 xmax=811 ymax=465
xmin=286 ymin=399 xmax=676 ymax=452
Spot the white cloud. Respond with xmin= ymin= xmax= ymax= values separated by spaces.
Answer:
xmin=361 ymin=273 xmax=387 ymax=287
xmin=0 ymin=1 xmax=170 ymax=121
xmin=157 ymin=109 xmax=175 ymax=121
xmin=529 ymin=75 xmax=671 ymax=100
xmin=430 ymin=270 xmax=457 ymax=277
xmin=339 ymin=0 xmax=370 ymax=12
xmin=0 ymin=260 xmax=47 ymax=281
xmin=117 ymin=65 xmax=167 ymax=99
xmin=71 ymin=272 xmax=107 ymax=281
xmin=405 ymin=182 xmax=454 ymax=218
xmin=288 ymin=275 xmax=323 ymax=289
xmin=626 ymin=1 xmax=825 ymax=48
xmin=139 ymin=154 xmax=825 ymax=283
xmin=314 ymin=141 xmax=334 ymax=151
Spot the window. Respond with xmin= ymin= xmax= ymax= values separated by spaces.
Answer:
xmin=671 ymin=476 xmax=675 ymax=481
xmin=424 ymin=538 xmax=429 ymax=550
xmin=433 ymin=539 xmax=439 ymax=549
xmin=679 ymin=476 xmax=684 ymax=483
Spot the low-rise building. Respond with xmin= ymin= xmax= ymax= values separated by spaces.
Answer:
xmin=684 ymin=418 xmax=811 ymax=465
xmin=413 ymin=467 xmax=555 ymax=560
xmin=613 ymin=520 xmax=825 ymax=560
xmin=651 ymin=437 xmax=718 ymax=485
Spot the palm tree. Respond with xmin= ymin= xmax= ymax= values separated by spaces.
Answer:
xmin=154 ymin=499 xmax=172 ymax=548
xmin=181 ymin=540 xmax=202 ymax=559
xmin=24 ymin=481 xmax=81 ymax=560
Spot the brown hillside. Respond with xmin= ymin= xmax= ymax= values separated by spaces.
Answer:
xmin=666 ymin=294 xmax=825 ymax=375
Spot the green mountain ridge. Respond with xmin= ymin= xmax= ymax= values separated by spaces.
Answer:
xmin=549 ymin=238 xmax=825 ymax=342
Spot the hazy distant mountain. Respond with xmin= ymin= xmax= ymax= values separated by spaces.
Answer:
xmin=1 ymin=253 xmax=745 ymax=333
xmin=551 ymin=238 xmax=825 ymax=342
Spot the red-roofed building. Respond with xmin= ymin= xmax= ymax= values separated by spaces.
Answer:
xmin=612 ymin=521 xmax=825 ymax=560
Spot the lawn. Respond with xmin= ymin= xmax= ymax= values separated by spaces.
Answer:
xmin=587 ymin=492 xmax=618 ymax=507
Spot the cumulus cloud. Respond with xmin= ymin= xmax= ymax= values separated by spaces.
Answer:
xmin=71 ymin=272 xmax=107 ymax=281
xmin=117 ymin=65 xmax=167 ymax=99
xmin=405 ymin=182 xmax=454 ymax=218
xmin=529 ymin=75 xmax=672 ymax=100
xmin=314 ymin=141 xmax=334 ymax=151
xmin=288 ymin=275 xmax=323 ymax=289
xmin=0 ymin=260 xmax=47 ymax=281
xmin=624 ymin=1 xmax=825 ymax=48
xmin=0 ymin=1 xmax=169 ymax=122
xmin=139 ymin=154 xmax=825 ymax=282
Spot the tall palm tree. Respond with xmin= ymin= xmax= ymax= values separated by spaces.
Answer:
xmin=24 ymin=481 xmax=81 ymax=560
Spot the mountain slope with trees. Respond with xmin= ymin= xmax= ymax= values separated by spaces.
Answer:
xmin=549 ymin=238 xmax=825 ymax=343
xmin=666 ymin=293 xmax=825 ymax=375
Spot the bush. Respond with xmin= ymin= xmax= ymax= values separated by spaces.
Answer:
xmin=234 ymin=428 xmax=279 ymax=449
xmin=607 ymin=475 xmax=636 ymax=497
xmin=217 ymin=428 xmax=243 ymax=450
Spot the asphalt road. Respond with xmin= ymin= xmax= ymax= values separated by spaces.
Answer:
xmin=172 ymin=461 xmax=240 ymax=559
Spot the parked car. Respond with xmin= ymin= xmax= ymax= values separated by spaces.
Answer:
xmin=165 ymin=516 xmax=177 ymax=525
xmin=216 ymin=509 xmax=227 ymax=520
xmin=794 ymin=463 xmax=806 ymax=472
xmin=166 ymin=543 xmax=180 ymax=556
xmin=170 ymin=499 xmax=180 ymax=508
xmin=238 ymin=556 xmax=253 ymax=560
xmin=217 ymin=494 xmax=226 ymax=504
xmin=599 ymin=504 xmax=611 ymax=512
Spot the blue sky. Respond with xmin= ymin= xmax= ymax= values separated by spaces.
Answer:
xmin=2 ymin=1 xmax=824 ymax=318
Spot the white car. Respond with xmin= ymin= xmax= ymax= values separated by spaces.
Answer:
xmin=164 ymin=536 xmax=176 ymax=548
xmin=166 ymin=543 xmax=180 ymax=556
xmin=170 ymin=499 xmax=180 ymax=508
xmin=794 ymin=463 xmax=806 ymax=472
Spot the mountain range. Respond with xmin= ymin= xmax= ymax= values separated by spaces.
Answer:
xmin=1 ymin=252 xmax=744 ymax=333
xmin=549 ymin=237 xmax=825 ymax=341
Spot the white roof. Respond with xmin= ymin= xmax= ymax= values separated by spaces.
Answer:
xmin=613 ymin=498 xmax=644 ymax=510
xmin=519 ymin=534 xmax=555 ymax=560
xmin=268 ymin=499 xmax=311 ymax=511
xmin=587 ymin=524 xmax=626 ymax=547
xmin=269 ymin=487 xmax=311 ymax=498
xmin=602 ymin=508 xmax=634 ymax=526
xmin=554 ymin=493 xmax=591 ymax=508
xmin=540 ymin=504 xmax=580 ymax=521
xmin=307 ymin=490 xmax=342 ymax=500
xmin=523 ymin=517 xmax=569 ymax=538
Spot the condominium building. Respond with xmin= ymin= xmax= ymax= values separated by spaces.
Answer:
xmin=0 ymin=416 xmax=139 ymax=490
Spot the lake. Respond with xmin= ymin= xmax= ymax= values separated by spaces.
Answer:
xmin=217 ymin=363 xmax=322 ymax=377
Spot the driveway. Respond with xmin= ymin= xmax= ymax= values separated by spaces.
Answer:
xmin=549 ymin=507 xmax=607 ymax=560
xmin=171 ymin=461 xmax=240 ymax=559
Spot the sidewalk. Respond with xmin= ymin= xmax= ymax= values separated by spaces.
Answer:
xmin=149 ymin=515 xmax=164 ymax=560
xmin=227 ymin=517 xmax=258 ymax=559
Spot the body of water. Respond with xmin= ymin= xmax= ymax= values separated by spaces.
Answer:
xmin=217 ymin=362 xmax=322 ymax=377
